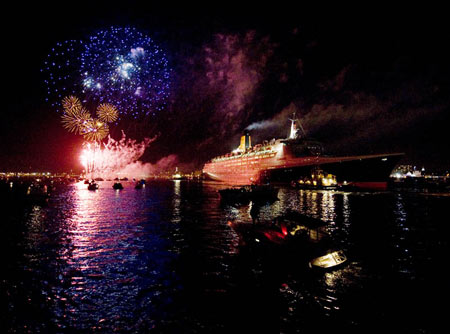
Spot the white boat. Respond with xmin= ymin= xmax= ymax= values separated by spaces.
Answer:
xmin=309 ymin=250 xmax=347 ymax=269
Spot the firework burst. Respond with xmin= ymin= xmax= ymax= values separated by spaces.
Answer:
xmin=61 ymin=95 xmax=119 ymax=142
xmin=80 ymin=27 xmax=170 ymax=118
xmin=43 ymin=27 xmax=171 ymax=119
xmin=41 ymin=40 xmax=83 ymax=107
xmin=97 ymin=103 xmax=119 ymax=123
xmin=62 ymin=95 xmax=83 ymax=114
xmin=61 ymin=107 xmax=91 ymax=134
xmin=81 ymin=119 xmax=109 ymax=142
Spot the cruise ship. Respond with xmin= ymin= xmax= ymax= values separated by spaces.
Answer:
xmin=202 ymin=115 xmax=404 ymax=190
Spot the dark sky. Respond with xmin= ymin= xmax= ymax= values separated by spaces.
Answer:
xmin=1 ymin=3 xmax=449 ymax=172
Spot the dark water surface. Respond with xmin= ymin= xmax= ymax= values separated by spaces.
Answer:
xmin=2 ymin=181 xmax=449 ymax=333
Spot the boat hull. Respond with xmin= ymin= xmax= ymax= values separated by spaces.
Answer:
xmin=203 ymin=152 xmax=403 ymax=189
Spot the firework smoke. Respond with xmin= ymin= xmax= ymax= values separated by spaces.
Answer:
xmin=169 ymin=31 xmax=276 ymax=163
xmin=204 ymin=32 xmax=275 ymax=134
xmin=81 ymin=132 xmax=177 ymax=179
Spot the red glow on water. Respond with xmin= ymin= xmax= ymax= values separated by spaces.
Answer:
xmin=263 ymin=230 xmax=285 ymax=244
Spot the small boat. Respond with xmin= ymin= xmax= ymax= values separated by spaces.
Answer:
xmin=88 ymin=182 xmax=99 ymax=190
xmin=134 ymin=180 xmax=146 ymax=189
xmin=309 ymin=250 xmax=347 ymax=270
xmin=228 ymin=210 xmax=348 ymax=271
xmin=227 ymin=220 xmax=290 ymax=248
xmin=25 ymin=183 xmax=50 ymax=204
xmin=113 ymin=182 xmax=123 ymax=190
xmin=294 ymin=167 xmax=338 ymax=190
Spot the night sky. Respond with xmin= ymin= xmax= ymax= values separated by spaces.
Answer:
xmin=2 ymin=3 xmax=449 ymax=173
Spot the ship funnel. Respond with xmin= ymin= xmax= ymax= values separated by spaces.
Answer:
xmin=238 ymin=132 xmax=252 ymax=151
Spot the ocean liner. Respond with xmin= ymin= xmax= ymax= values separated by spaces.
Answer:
xmin=203 ymin=115 xmax=404 ymax=189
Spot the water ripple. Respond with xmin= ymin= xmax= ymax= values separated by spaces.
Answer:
xmin=2 ymin=180 xmax=448 ymax=333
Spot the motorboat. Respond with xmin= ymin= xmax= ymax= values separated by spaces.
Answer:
xmin=134 ymin=180 xmax=145 ymax=189
xmin=228 ymin=210 xmax=347 ymax=270
xmin=293 ymin=167 xmax=338 ymax=190
xmin=25 ymin=183 xmax=50 ymax=205
xmin=309 ymin=250 xmax=347 ymax=269
xmin=113 ymin=182 xmax=123 ymax=190
xmin=88 ymin=181 xmax=99 ymax=190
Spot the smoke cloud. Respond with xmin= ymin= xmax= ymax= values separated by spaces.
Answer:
xmin=202 ymin=32 xmax=275 ymax=134
xmin=167 ymin=31 xmax=277 ymax=163
xmin=163 ymin=25 xmax=450 ymax=170
xmin=246 ymin=103 xmax=297 ymax=132
xmin=82 ymin=133 xmax=178 ymax=179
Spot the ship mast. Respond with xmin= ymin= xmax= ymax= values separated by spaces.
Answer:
xmin=289 ymin=112 xmax=305 ymax=139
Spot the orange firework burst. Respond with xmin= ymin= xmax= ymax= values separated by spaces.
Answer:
xmin=60 ymin=95 xmax=118 ymax=142
xmin=81 ymin=118 xmax=109 ymax=142
xmin=97 ymin=103 xmax=119 ymax=123
xmin=62 ymin=96 xmax=83 ymax=115
xmin=61 ymin=107 xmax=92 ymax=134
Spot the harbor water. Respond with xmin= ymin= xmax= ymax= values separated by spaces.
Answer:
xmin=2 ymin=180 xmax=449 ymax=333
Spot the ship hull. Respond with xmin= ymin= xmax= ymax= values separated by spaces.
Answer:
xmin=203 ymin=153 xmax=403 ymax=189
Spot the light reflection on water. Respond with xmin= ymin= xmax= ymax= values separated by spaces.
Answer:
xmin=3 ymin=181 xmax=449 ymax=333
xmin=172 ymin=180 xmax=181 ymax=223
xmin=49 ymin=181 xmax=181 ymax=332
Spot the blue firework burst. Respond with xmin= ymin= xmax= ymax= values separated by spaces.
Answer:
xmin=41 ymin=40 xmax=83 ymax=107
xmin=42 ymin=27 xmax=171 ymax=119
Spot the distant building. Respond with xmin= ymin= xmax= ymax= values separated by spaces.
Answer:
xmin=391 ymin=165 xmax=424 ymax=178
